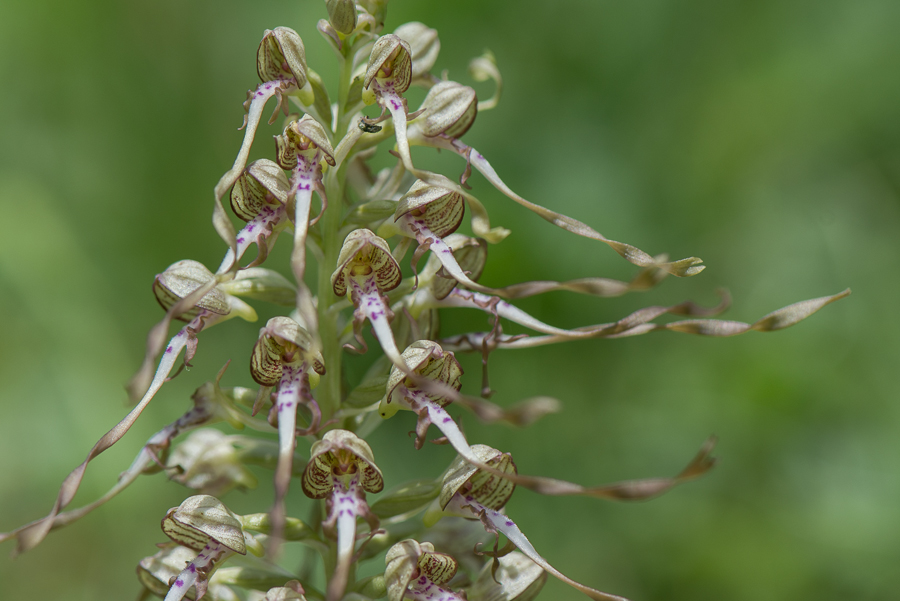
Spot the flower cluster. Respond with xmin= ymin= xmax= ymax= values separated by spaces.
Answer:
xmin=1 ymin=2 xmax=848 ymax=600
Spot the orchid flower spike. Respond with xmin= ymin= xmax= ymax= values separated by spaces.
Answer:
xmin=429 ymin=446 xmax=629 ymax=601
xmin=219 ymin=159 xmax=291 ymax=273
xmin=331 ymin=228 xmax=406 ymax=366
xmin=301 ymin=429 xmax=384 ymax=601
xmin=385 ymin=539 xmax=464 ymax=601
xmin=160 ymin=495 xmax=254 ymax=601
xmin=275 ymin=115 xmax=336 ymax=333
xmin=250 ymin=316 xmax=326 ymax=546
xmin=213 ymin=27 xmax=314 ymax=253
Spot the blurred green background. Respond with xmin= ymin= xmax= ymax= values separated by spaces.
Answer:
xmin=0 ymin=0 xmax=897 ymax=599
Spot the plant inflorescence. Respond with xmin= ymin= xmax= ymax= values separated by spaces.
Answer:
xmin=0 ymin=2 xmax=849 ymax=600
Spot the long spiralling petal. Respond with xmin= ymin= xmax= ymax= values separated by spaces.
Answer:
xmin=446 ymin=494 xmax=627 ymax=601
xmin=10 ymin=310 xmax=224 ymax=555
xmin=0 ymin=401 xmax=212 ymax=547
xmin=427 ymin=288 xmax=624 ymax=338
xmin=441 ymin=289 xmax=851 ymax=352
xmin=410 ymin=135 xmax=705 ymax=277
xmin=397 ymin=384 xmax=717 ymax=501
xmin=214 ymin=80 xmax=295 ymax=269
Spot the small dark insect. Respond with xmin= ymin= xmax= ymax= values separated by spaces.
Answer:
xmin=358 ymin=120 xmax=383 ymax=134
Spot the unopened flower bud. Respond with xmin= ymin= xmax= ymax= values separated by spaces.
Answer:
xmin=274 ymin=115 xmax=336 ymax=171
xmin=161 ymin=495 xmax=247 ymax=555
xmin=168 ymin=429 xmax=258 ymax=496
xmin=153 ymin=260 xmax=231 ymax=318
xmin=467 ymin=553 xmax=547 ymax=601
xmin=264 ymin=580 xmax=307 ymax=600
xmin=326 ymin=0 xmax=358 ymax=35
xmin=218 ymin=267 xmax=296 ymax=307
xmin=393 ymin=22 xmax=440 ymax=79
xmin=417 ymin=80 xmax=477 ymax=138
xmin=230 ymin=159 xmax=289 ymax=222
xmin=357 ymin=0 xmax=388 ymax=29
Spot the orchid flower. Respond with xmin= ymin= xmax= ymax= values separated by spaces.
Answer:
xmin=301 ymin=429 xmax=384 ymax=601
xmin=0 ymin=369 xmax=249 ymax=550
xmin=427 ymin=444 xmax=716 ymax=601
xmin=160 ymin=495 xmax=262 ymax=601
xmin=274 ymin=115 xmax=336 ymax=334
xmin=249 ymin=316 xmax=326 ymax=547
xmin=401 ymin=233 xmax=672 ymax=342
xmin=218 ymin=159 xmax=292 ymax=274
xmin=382 ymin=180 xmax=509 ymax=296
xmin=385 ymin=539 xmax=465 ymax=601
xmin=3 ymin=262 xmax=257 ymax=557
xmin=361 ymin=35 xmax=418 ymax=168
xmin=213 ymin=27 xmax=316 ymax=257
xmin=377 ymin=340 xmax=465 ymax=450
xmin=380 ymin=342 xmax=716 ymax=501
xmin=423 ymin=445 xmax=626 ymax=601
xmin=331 ymin=228 xmax=406 ymax=367
xmin=403 ymin=80 xmax=704 ymax=277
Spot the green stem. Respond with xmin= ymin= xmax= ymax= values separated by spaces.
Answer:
xmin=317 ymin=37 xmax=356 ymax=420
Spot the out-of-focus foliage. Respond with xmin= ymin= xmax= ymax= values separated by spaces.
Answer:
xmin=0 ymin=1 xmax=895 ymax=600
